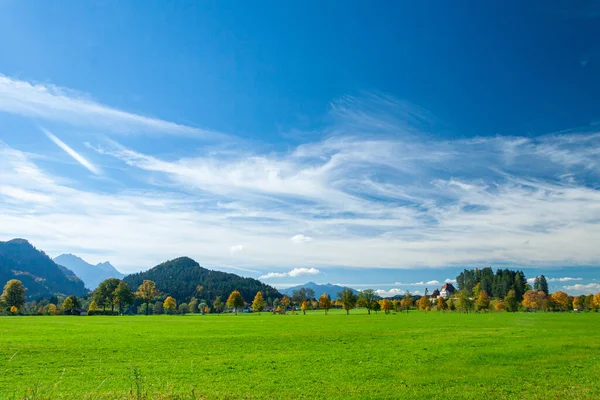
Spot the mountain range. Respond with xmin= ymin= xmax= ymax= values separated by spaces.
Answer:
xmin=0 ymin=239 xmax=88 ymax=299
xmin=280 ymin=282 xmax=358 ymax=299
xmin=54 ymin=253 xmax=125 ymax=290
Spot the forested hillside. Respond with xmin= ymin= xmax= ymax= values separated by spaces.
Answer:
xmin=123 ymin=257 xmax=281 ymax=303
xmin=0 ymin=239 xmax=88 ymax=299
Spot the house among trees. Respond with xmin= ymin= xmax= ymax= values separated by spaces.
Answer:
xmin=439 ymin=283 xmax=456 ymax=299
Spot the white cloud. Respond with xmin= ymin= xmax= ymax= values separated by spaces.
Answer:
xmin=43 ymin=128 xmax=101 ymax=175
xmin=0 ymin=75 xmax=217 ymax=137
xmin=426 ymin=280 xmax=440 ymax=285
xmin=562 ymin=283 xmax=600 ymax=294
xmin=290 ymin=234 xmax=312 ymax=244
xmin=229 ymin=245 xmax=245 ymax=255
xmin=549 ymin=277 xmax=582 ymax=282
xmin=528 ymin=276 xmax=583 ymax=284
xmin=444 ymin=279 xmax=457 ymax=284
xmin=394 ymin=281 xmax=441 ymax=286
xmin=2 ymin=92 xmax=600 ymax=271
xmin=259 ymin=267 xmax=320 ymax=280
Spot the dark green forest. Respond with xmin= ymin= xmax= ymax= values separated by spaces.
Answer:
xmin=123 ymin=256 xmax=281 ymax=303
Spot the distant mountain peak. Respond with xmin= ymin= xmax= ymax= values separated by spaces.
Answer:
xmin=54 ymin=253 xmax=125 ymax=289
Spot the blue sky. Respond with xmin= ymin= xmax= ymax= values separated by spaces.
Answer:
xmin=1 ymin=1 xmax=599 ymax=295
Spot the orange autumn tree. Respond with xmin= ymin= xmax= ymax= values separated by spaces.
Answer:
xmin=380 ymin=299 xmax=391 ymax=314
xmin=417 ymin=296 xmax=429 ymax=312
xmin=476 ymin=291 xmax=490 ymax=312
xmin=436 ymin=296 xmax=448 ymax=311
xmin=522 ymin=290 xmax=547 ymax=312
xmin=550 ymin=291 xmax=570 ymax=312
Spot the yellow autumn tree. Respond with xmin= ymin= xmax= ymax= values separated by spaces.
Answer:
xmin=593 ymin=293 xmax=600 ymax=311
xmin=88 ymin=300 xmax=100 ymax=312
xmin=495 ymin=300 xmax=507 ymax=311
xmin=163 ymin=296 xmax=177 ymax=314
xmin=280 ymin=295 xmax=291 ymax=314
xmin=251 ymin=291 xmax=265 ymax=313
xmin=318 ymin=293 xmax=332 ymax=315
xmin=48 ymin=303 xmax=57 ymax=315
xmin=203 ymin=306 xmax=210 ymax=314
xmin=550 ymin=291 xmax=570 ymax=312
xmin=476 ymin=291 xmax=490 ymax=312
xmin=301 ymin=300 xmax=310 ymax=315
xmin=572 ymin=296 xmax=583 ymax=310
xmin=10 ymin=305 xmax=18 ymax=314
xmin=226 ymin=290 xmax=245 ymax=314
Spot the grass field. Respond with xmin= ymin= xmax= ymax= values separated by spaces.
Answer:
xmin=1 ymin=310 xmax=599 ymax=399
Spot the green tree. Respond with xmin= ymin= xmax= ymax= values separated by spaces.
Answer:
xmin=153 ymin=300 xmax=163 ymax=315
xmin=337 ymin=288 xmax=358 ymax=315
xmin=163 ymin=296 xmax=177 ymax=314
xmin=94 ymin=278 xmax=121 ymax=312
xmin=357 ymin=289 xmax=378 ymax=315
xmin=456 ymin=290 xmax=473 ymax=313
xmin=178 ymin=303 xmax=189 ymax=314
xmin=136 ymin=280 xmax=160 ymax=315
xmin=1 ymin=279 xmax=27 ymax=311
xmin=504 ymin=289 xmax=519 ymax=312
xmin=113 ymin=281 xmax=134 ymax=314
xmin=318 ymin=293 xmax=332 ymax=314
xmin=252 ymin=291 xmax=265 ymax=313
xmin=63 ymin=295 xmax=80 ymax=315
xmin=189 ymin=298 xmax=199 ymax=313
xmin=226 ymin=290 xmax=244 ymax=314
xmin=533 ymin=275 xmax=549 ymax=295
xmin=212 ymin=296 xmax=224 ymax=313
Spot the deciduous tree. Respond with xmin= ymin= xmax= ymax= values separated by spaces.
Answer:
xmin=226 ymin=290 xmax=244 ymax=314
xmin=113 ymin=281 xmax=134 ymax=314
xmin=337 ymin=288 xmax=358 ymax=315
xmin=504 ymin=289 xmax=518 ymax=312
xmin=437 ymin=297 xmax=448 ymax=311
xmin=550 ymin=291 xmax=570 ymax=312
xmin=301 ymin=300 xmax=310 ymax=315
xmin=380 ymin=299 xmax=391 ymax=314
xmin=357 ymin=289 xmax=378 ymax=315
xmin=163 ymin=296 xmax=177 ymax=314
xmin=495 ymin=300 xmax=507 ymax=311
xmin=476 ymin=291 xmax=490 ymax=312
xmin=400 ymin=292 xmax=414 ymax=313
xmin=593 ymin=293 xmax=600 ymax=311
xmin=280 ymin=295 xmax=291 ymax=314
xmin=212 ymin=296 xmax=224 ymax=314
xmin=94 ymin=278 xmax=121 ymax=312
xmin=417 ymin=296 xmax=429 ymax=312
xmin=456 ymin=290 xmax=473 ymax=313
xmin=522 ymin=290 xmax=547 ymax=312
xmin=153 ymin=301 xmax=163 ymax=315
xmin=1 ymin=279 xmax=27 ymax=310
xmin=318 ymin=293 xmax=332 ymax=314
xmin=136 ymin=280 xmax=160 ymax=315
xmin=178 ymin=303 xmax=189 ymax=314
xmin=88 ymin=300 xmax=99 ymax=312
xmin=252 ymin=291 xmax=265 ymax=313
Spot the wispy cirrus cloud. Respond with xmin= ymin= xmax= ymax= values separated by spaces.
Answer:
xmin=0 ymin=75 xmax=218 ymax=137
xmin=42 ymin=128 xmax=101 ymax=175
xmin=1 ymin=86 xmax=600 ymax=272
xmin=259 ymin=268 xmax=321 ymax=280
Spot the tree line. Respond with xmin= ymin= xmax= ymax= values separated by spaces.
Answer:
xmin=2 ymin=275 xmax=600 ymax=316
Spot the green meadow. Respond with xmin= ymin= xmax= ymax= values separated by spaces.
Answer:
xmin=1 ymin=310 xmax=599 ymax=399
